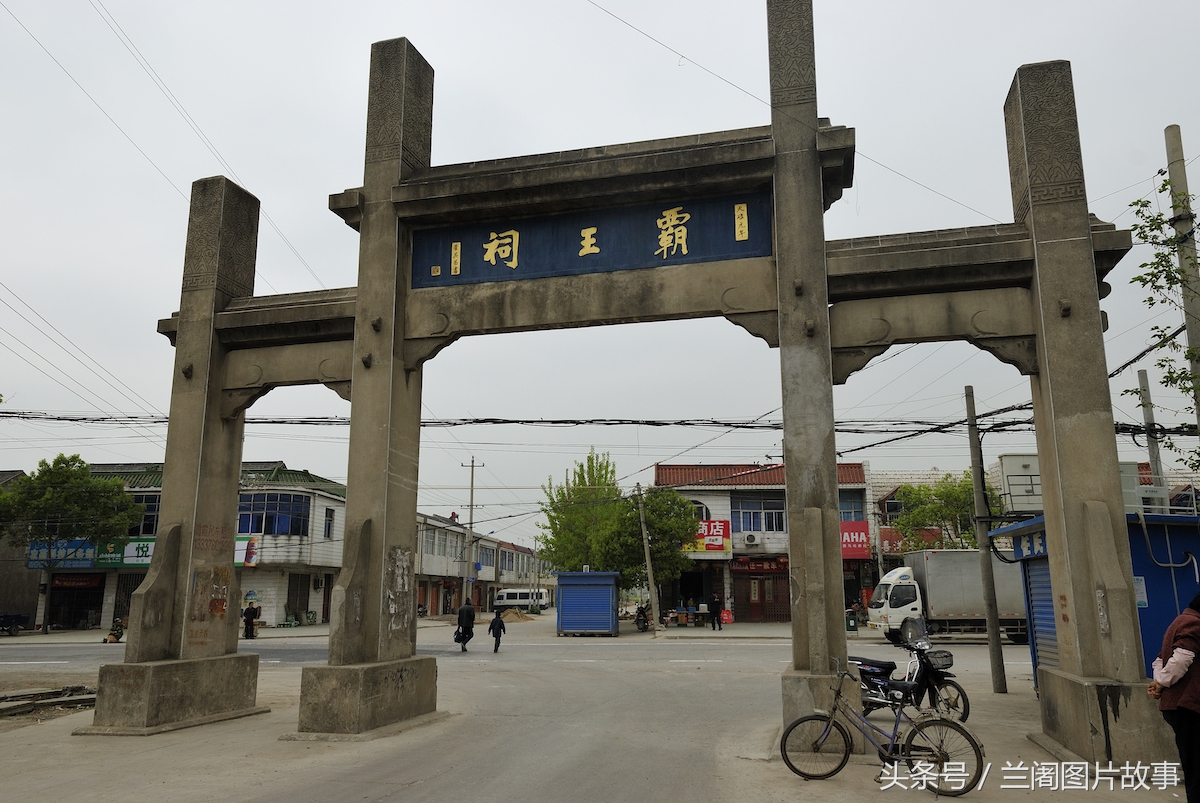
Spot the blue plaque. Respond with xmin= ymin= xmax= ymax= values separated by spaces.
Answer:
xmin=411 ymin=192 xmax=772 ymax=289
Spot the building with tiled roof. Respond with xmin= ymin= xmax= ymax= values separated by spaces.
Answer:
xmin=653 ymin=462 xmax=876 ymax=624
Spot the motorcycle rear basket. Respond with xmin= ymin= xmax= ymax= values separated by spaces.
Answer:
xmin=926 ymin=649 xmax=954 ymax=670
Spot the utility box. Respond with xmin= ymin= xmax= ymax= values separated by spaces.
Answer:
xmin=555 ymin=572 xmax=620 ymax=636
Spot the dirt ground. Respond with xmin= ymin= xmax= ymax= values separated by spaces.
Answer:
xmin=0 ymin=669 xmax=99 ymax=734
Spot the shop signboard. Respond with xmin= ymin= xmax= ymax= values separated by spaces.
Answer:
xmin=1013 ymin=531 xmax=1048 ymax=560
xmin=27 ymin=539 xmax=96 ymax=569
xmin=682 ymin=520 xmax=731 ymax=559
xmin=880 ymin=526 xmax=904 ymax=555
xmin=840 ymin=520 xmax=871 ymax=559
xmin=96 ymin=538 xmax=155 ymax=567
xmin=730 ymin=557 xmax=788 ymax=572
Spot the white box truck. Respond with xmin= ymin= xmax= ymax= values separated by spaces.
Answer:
xmin=867 ymin=549 xmax=1028 ymax=644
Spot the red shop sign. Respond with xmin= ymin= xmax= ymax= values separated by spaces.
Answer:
xmin=730 ymin=558 xmax=789 ymax=572
xmin=840 ymin=521 xmax=871 ymax=559
xmin=51 ymin=573 xmax=104 ymax=589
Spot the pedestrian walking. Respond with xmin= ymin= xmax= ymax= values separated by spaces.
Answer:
xmin=457 ymin=598 xmax=476 ymax=652
xmin=710 ymin=592 xmax=723 ymax=631
xmin=488 ymin=610 xmax=506 ymax=652
xmin=1149 ymin=591 xmax=1200 ymax=801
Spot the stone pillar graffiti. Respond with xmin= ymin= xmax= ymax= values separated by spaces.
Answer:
xmin=1006 ymin=60 xmax=1173 ymax=762
xmin=82 ymin=176 xmax=267 ymax=734
xmin=298 ymin=37 xmax=438 ymax=734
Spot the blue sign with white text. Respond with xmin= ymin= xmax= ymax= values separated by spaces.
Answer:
xmin=1013 ymin=532 xmax=1049 ymax=560
xmin=27 ymin=539 xmax=97 ymax=569
xmin=411 ymin=192 xmax=773 ymax=289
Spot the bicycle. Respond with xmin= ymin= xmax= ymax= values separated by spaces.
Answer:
xmin=780 ymin=662 xmax=984 ymax=796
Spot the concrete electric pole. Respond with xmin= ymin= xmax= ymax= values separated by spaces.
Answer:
xmin=462 ymin=457 xmax=482 ymax=606
xmin=636 ymin=483 xmax=661 ymax=637
xmin=965 ymin=386 xmax=1007 ymax=694
xmin=1165 ymin=125 xmax=1200 ymax=433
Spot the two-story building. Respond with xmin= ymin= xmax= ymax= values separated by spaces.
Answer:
xmin=655 ymin=462 xmax=876 ymax=622
xmin=414 ymin=519 xmax=554 ymax=616
xmin=22 ymin=461 xmax=347 ymax=632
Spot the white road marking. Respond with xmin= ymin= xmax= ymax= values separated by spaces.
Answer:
xmin=0 ymin=661 xmax=69 ymax=665
xmin=554 ymin=659 xmax=598 ymax=663
xmin=669 ymin=659 xmax=723 ymax=663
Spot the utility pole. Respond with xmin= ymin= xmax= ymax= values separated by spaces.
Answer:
xmin=1166 ymin=125 xmax=1200 ymax=432
xmin=966 ymin=386 xmax=1007 ymax=694
xmin=636 ymin=483 xmax=661 ymax=637
xmin=1139 ymin=370 xmax=1166 ymax=511
xmin=462 ymin=457 xmax=482 ymax=606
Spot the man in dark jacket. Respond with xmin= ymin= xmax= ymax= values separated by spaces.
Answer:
xmin=1149 ymin=591 xmax=1200 ymax=801
xmin=488 ymin=610 xmax=506 ymax=653
xmin=710 ymin=592 xmax=723 ymax=631
xmin=457 ymin=599 xmax=476 ymax=652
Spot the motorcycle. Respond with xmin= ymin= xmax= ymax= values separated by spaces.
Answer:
xmin=850 ymin=617 xmax=969 ymax=722
xmin=634 ymin=603 xmax=651 ymax=633
xmin=417 ymin=604 xmax=428 ymax=618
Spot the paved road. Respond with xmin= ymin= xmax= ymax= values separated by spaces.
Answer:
xmin=0 ymin=619 xmax=1174 ymax=803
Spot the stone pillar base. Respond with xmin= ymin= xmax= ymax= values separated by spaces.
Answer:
xmin=298 ymin=656 xmax=436 ymax=735
xmin=781 ymin=667 xmax=865 ymax=752
xmin=75 ymin=652 xmax=266 ymax=736
xmin=1037 ymin=666 xmax=1176 ymax=763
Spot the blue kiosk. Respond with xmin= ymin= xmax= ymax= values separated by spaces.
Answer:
xmin=555 ymin=571 xmax=620 ymax=637
xmin=994 ymin=513 xmax=1200 ymax=685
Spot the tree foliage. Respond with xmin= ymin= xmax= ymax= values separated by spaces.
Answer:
xmin=1126 ymin=180 xmax=1200 ymax=471
xmin=892 ymin=471 xmax=995 ymax=551
xmin=538 ymin=450 xmax=696 ymax=590
xmin=538 ymin=448 xmax=623 ymax=571
xmin=0 ymin=454 xmax=142 ymax=564
xmin=599 ymin=486 xmax=695 ymax=591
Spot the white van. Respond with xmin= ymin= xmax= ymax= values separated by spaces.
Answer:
xmin=493 ymin=588 xmax=549 ymax=611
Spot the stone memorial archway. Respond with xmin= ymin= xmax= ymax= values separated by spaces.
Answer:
xmin=79 ymin=0 xmax=1172 ymax=763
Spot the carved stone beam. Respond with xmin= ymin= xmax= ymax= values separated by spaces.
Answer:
xmin=828 ymin=287 xmax=1037 ymax=383
xmin=220 ymin=341 xmax=354 ymax=419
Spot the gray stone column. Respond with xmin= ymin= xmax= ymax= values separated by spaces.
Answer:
xmin=297 ymin=37 xmax=437 ymax=735
xmin=1006 ymin=61 xmax=1172 ymax=762
xmin=769 ymin=0 xmax=852 ymax=725
xmin=81 ymin=176 xmax=267 ymax=735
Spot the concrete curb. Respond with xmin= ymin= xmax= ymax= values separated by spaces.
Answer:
xmin=72 ymin=705 xmax=271 ymax=737
xmin=278 ymin=710 xmax=453 ymax=742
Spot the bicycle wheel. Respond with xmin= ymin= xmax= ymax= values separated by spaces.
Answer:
xmin=903 ymin=718 xmax=983 ymax=796
xmin=780 ymin=715 xmax=851 ymax=779
xmin=931 ymin=679 xmax=970 ymax=722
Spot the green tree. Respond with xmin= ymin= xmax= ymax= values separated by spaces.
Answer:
xmin=538 ymin=449 xmax=623 ymax=572
xmin=1126 ymin=180 xmax=1200 ymax=470
xmin=0 ymin=455 xmax=142 ymax=633
xmin=892 ymin=471 xmax=994 ymax=551
xmin=538 ymin=451 xmax=696 ymax=592
xmin=598 ymin=486 xmax=696 ymax=592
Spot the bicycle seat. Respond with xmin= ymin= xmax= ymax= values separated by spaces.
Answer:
xmin=850 ymin=657 xmax=897 ymax=674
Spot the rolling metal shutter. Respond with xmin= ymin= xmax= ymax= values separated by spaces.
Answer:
xmin=559 ymin=584 xmax=612 ymax=633
xmin=1023 ymin=557 xmax=1058 ymax=680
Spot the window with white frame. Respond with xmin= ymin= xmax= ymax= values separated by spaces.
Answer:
xmin=730 ymin=491 xmax=786 ymax=533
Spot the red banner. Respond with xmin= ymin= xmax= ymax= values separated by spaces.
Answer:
xmin=51 ymin=573 xmax=104 ymax=589
xmin=840 ymin=521 xmax=871 ymax=559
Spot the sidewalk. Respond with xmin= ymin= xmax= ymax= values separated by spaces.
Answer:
xmin=1 ymin=616 xmax=451 ymax=646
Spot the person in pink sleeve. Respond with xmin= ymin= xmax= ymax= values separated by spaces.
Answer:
xmin=1149 ymin=592 xmax=1200 ymax=802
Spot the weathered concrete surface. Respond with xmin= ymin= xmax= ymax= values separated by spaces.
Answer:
xmin=1006 ymin=60 xmax=1169 ymax=760
xmin=78 ymin=653 xmax=266 ymax=735
xmin=302 ymin=37 xmax=435 ymax=736
xmin=768 ymin=2 xmax=845 ymax=704
xmin=296 ymin=656 xmax=436 ymax=735
xmin=1037 ymin=667 xmax=1176 ymax=764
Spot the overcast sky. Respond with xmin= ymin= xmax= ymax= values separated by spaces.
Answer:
xmin=2 ymin=1 xmax=1198 ymax=546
